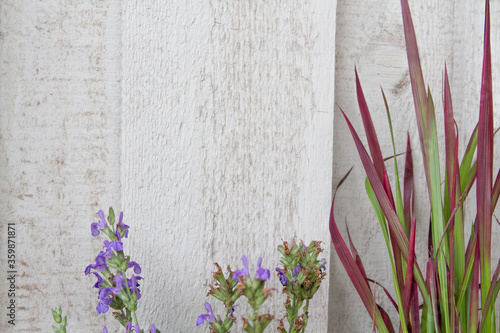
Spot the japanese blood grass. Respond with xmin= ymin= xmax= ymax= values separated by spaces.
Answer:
xmin=329 ymin=0 xmax=500 ymax=332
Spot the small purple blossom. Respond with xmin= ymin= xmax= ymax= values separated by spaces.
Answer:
xmin=104 ymin=240 xmax=123 ymax=253
xmin=91 ymin=210 xmax=107 ymax=237
xmin=276 ymin=267 xmax=287 ymax=286
xmin=255 ymin=257 xmax=270 ymax=281
xmin=319 ymin=258 xmax=326 ymax=273
xmin=293 ymin=263 xmax=301 ymax=276
xmin=150 ymin=324 xmax=156 ymax=333
xmin=99 ymin=286 xmax=121 ymax=299
xmin=128 ymin=261 xmax=142 ymax=274
xmin=96 ymin=297 xmax=112 ymax=314
xmin=233 ymin=256 xmax=249 ymax=282
xmin=92 ymin=272 xmax=104 ymax=289
xmin=135 ymin=324 xmax=140 ymax=333
xmin=114 ymin=273 xmax=125 ymax=289
xmin=126 ymin=322 xmax=133 ymax=330
xmin=228 ymin=304 xmax=238 ymax=318
xmin=85 ymin=251 xmax=110 ymax=275
xmin=103 ymin=326 xmax=108 ymax=333
xmin=196 ymin=302 xmax=215 ymax=326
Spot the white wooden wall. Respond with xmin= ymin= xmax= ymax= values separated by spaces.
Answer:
xmin=0 ymin=1 xmax=499 ymax=332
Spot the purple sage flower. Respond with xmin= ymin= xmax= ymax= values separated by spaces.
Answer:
xmin=91 ymin=210 xmax=107 ymax=237
xmin=128 ymin=261 xmax=142 ymax=274
xmin=117 ymin=211 xmax=130 ymax=238
xmin=276 ymin=267 xmax=287 ymax=286
xmin=135 ymin=324 xmax=140 ymax=333
xmin=293 ymin=263 xmax=301 ymax=276
xmin=92 ymin=272 xmax=104 ymax=289
xmin=103 ymin=326 xmax=108 ymax=333
xmin=150 ymin=324 xmax=156 ymax=333
xmin=99 ymin=286 xmax=121 ymax=299
xmin=233 ymin=256 xmax=249 ymax=282
xmin=96 ymin=297 xmax=112 ymax=314
xmin=85 ymin=251 xmax=110 ymax=275
xmin=228 ymin=304 xmax=238 ymax=318
xmin=255 ymin=257 xmax=270 ymax=281
xmin=196 ymin=302 xmax=215 ymax=326
xmin=104 ymin=240 xmax=123 ymax=253
xmin=114 ymin=273 xmax=125 ymax=289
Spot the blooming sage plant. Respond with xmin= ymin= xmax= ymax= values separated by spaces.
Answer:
xmin=197 ymin=239 xmax=326 ymax=332
xmin=52 ymin=208 xmax=159 ymax=333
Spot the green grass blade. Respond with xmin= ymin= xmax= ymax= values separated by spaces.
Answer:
xmin=340 ymin=108 xmax=431 ymax=309
xmin=426 ymin=90 xmax=450 ymax=332
xmin=365 ymin=178 xmax=407 ymax=332
xmin=382 ymin=89 xmax=406 ymax=234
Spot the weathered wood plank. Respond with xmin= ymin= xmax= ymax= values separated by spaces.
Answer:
xmin=122 ymin=1 xmax=335 ymax=331
xmin=0 ymin=0 xmax=121 ymax=331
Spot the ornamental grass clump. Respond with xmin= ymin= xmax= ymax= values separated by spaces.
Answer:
xmin=329 ymin=0 xmax=499 ymax=332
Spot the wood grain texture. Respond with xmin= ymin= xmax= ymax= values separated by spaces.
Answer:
xmin=0 ymin=0 xmax=121 ymax=331
xmin=330 ymin=0 xmax=500 ymax=331
xmin=121 ymin=1 xmax=335 ymax=331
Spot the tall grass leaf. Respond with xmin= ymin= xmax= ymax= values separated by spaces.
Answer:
xmin=340 ymin=108 xmax=431 ymax=308
xmin=382 ymin=88 xmax=406 ymax=233
xmin=404 ymin=134 xmax=414 ymax=236
xmin=329 ymin=169 xmax=391 ymax=333
xmin=365 ymin=178 xmax=408 ymax=331
xmin=426 ymin=90 xmax=451 ymax=333
xmin=443 ymin=67 xmax=466 ymax=299
xmin=459 ymin=125 xmax=478 ymax=194
xmin=469 ymin=241 xmax=480 ymax=332
xmin=400 ymin=0 xmax=430 ymax=192
xmin=346 ymin=224 xmax=369 ymax=286
xmin=355 ymin=70 xmax=394 ymax=206
xmin=426 ymin=259 xmax=440 ymax=332
xmin=476 ymin=1 xmax=493 ymax=330
xmin=480 ymin=257 xmax=500 ymax=331
xmin=402 ymin=216 xmax=417 ymax=328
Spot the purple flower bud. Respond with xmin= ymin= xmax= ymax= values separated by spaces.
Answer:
xmin=117 ymin=211 xmax=130 ymax=238
xmin=196 ymin=302 xmax=215 ymax=326
xmin=103 ymin=326 xmax=108 ymax=333
xmin=150 ymin=324 xmax=156 ymax=333
xmin=135 ymin=324 xmax=140 ymax=333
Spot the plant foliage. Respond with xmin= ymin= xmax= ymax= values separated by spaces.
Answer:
xmin=329 ymin=0 xmax=499 ymax=331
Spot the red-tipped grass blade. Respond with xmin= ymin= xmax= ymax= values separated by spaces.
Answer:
xmin=329 ymin=169 xmax=391 ymax=332
xmin=476 ymin=1 xmax=493 ymax=329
